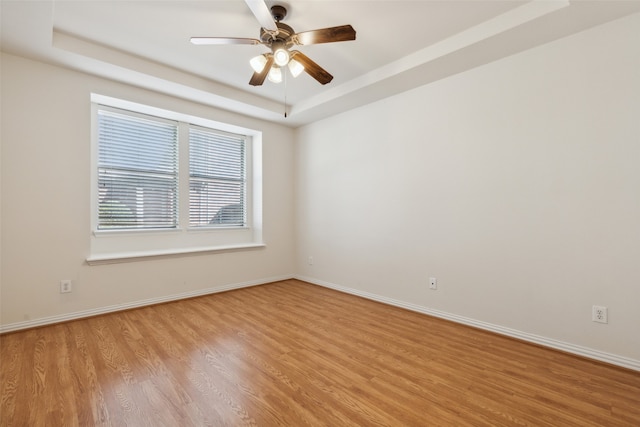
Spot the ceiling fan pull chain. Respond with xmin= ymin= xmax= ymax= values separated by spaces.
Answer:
xmin=284 ymin=70 xmax=288 ymax=118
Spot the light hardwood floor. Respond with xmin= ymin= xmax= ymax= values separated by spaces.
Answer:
xmin=1 ymin=279 xmax=639 ymax=426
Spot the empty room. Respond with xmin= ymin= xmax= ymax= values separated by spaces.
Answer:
xmin=1 ymin=0 xmax=639 ymax=425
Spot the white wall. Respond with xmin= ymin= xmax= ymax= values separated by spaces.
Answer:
xmin=295 ymin=13 xmax=640 ymax=365
xmin=0 ymin=53 xmax=295 ymax=328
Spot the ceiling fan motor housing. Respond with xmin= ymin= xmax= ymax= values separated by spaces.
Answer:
xmin=260 ymin=22 xmax=295 ymax=47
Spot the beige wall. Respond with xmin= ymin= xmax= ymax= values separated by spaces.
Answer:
xmin=0 ymin=53 xmax=295 ymax=327
xmin=295 ymin=13 xmax=640 ymax=364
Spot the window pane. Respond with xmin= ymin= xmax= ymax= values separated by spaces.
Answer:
xmin=189 ymin=127 xmax=246 ymax=227
xmin=97 ymin=109 xmax=178 ymax=230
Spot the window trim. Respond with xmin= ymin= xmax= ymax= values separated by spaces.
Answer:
xmin=88 ymin=94 xmax=263 ymax=264
xmin=85 ymin=243 xmax=266 ymax=266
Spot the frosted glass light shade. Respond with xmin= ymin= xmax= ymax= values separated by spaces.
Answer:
xmin=288 ymin=59 xmax=304 ymax=78
xmin=273 ymin=48 xmax=290 ymax=66
xmin=268 ymin=66 xmax=282 ymax=83
xmin=250 ymin=55 xmax=267 ymax=73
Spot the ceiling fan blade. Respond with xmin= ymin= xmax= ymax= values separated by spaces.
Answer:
xmin=244 ymin=0 xmax=278 ymax=32
xmin=190 ymin=37 xmax=260 ymax=45
xmin=290 ymin=51 xmax=333 ymax=85
xmin=293 ymin=25 xmax=356 ymax=45
xmin=249 ymin=55 xmax=274 ymax=86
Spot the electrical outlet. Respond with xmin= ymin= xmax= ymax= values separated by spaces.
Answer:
xmin=60 ymin=279 xmax=72 ymax=294
xmin=592 ymin=305 xmax=608 ymax=324
xmin=429 ymin=277 xmax=437 ymax=290
xmin=308 ymin=256 xmax=313 ymax=265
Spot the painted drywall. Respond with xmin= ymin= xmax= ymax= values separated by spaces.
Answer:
xmin=0 ymin=57 xmax=3 ymax=327
xmin=0 ymin=53 xmax=295 ymax=327
xmin=295 ymin=13 xmax=640 ymax=363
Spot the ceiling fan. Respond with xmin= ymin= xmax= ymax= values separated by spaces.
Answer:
xmin=190 ymin=0 xmax=356 ymax=86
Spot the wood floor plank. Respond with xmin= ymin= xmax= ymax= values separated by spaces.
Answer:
xmin=2 ymin=279 xmax=639 ymax=426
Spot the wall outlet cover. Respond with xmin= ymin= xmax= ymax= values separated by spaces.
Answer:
xmin=592 ymin=305 xmax=608 ymax=324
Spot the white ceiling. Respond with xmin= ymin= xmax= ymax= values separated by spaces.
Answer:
xmin=2 ymin=0 xmax=639 ymax=127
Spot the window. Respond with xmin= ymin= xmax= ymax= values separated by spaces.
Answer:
xmin=189 ymin=126 xmax=246 ymax=227
xmin=98 ymin=109 xmax=179 ymax=230
xmin=97 ymin=106 xmax=247 ymax=231
xmin=89 ymin=95 xmax=263 ymax=264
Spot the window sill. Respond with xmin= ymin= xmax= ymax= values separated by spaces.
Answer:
xmin=86 ymin=243 xmax=266 ymax=265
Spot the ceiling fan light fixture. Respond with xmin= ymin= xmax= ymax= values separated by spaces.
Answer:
xmin=192 ymin=2 xmax=356 ymax=87
xmin=268 ymin=65 xmax=283 ymax=83
xmin=273 ymin=48 xmax=290 ymax=66
xmin=250 ymin=54 xmax=268 ymax=73
xmin=288 ymin=58 xmax=304 ymax=78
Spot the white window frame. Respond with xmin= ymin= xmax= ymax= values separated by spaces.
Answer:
xmin=87 ymin=94 xmax=264 ymax=265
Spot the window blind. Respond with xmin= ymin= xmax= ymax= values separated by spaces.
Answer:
xmin=189 ymin=126 xmax=246 ymax=227
xmin=97 ymin=108 xmax=178 ymax=229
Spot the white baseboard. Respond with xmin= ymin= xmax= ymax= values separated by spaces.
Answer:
xmin=295 ymin=275 xmax=640 ymax=372
xmin=5 ymin=274 xmax=638 ymax=372
xmin=0 ymin=274 xmax=294 ymax=334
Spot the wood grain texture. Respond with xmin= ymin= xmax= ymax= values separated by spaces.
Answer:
xmin=1 ymin=279 xmax=639 ymax=426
